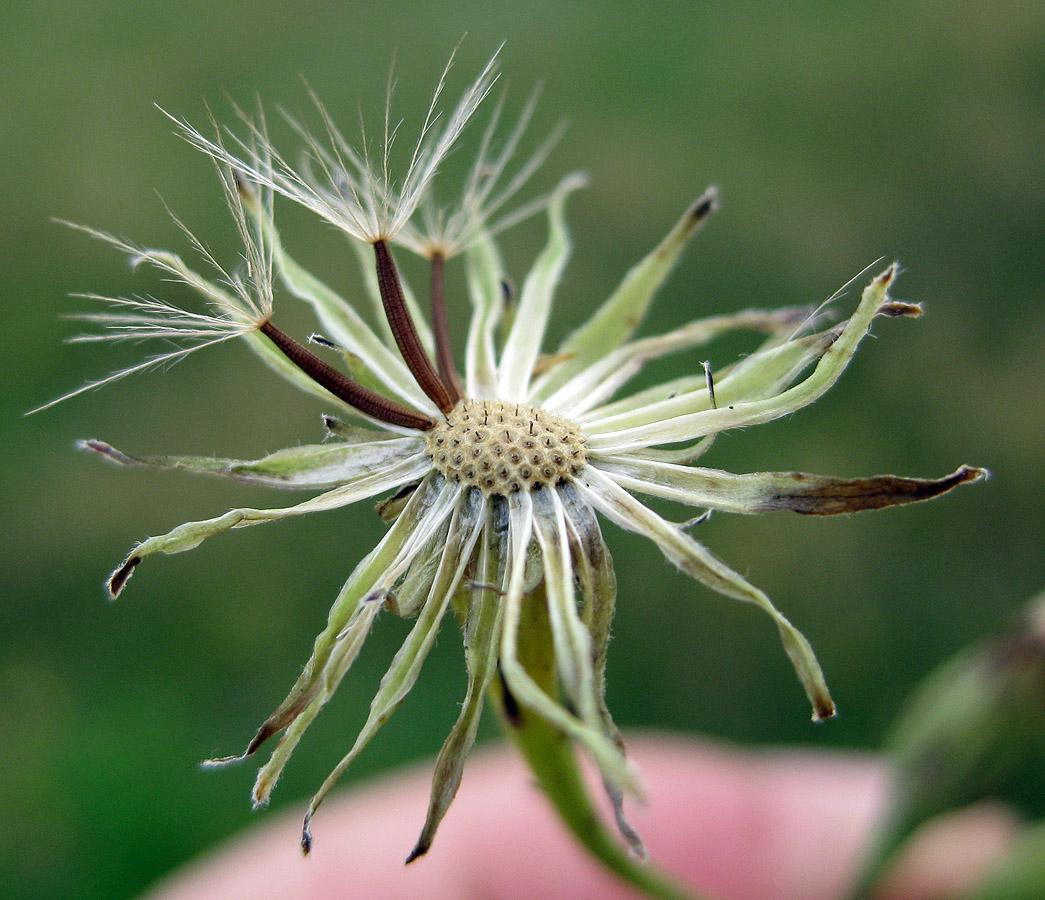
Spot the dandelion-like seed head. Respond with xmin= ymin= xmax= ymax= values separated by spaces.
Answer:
xmin=47 ymin=46 xmax=987 ymax=893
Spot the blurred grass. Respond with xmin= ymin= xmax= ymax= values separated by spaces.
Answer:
xmin=2 ymin=2 xmax=1042 ymax=898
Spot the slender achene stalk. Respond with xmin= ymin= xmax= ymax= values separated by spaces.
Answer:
xmin=259 ymin=320 xmax=436 ymax=430
xmin=374 ymin=240 xmax=456 ymax=414
xmin=429 ymin=251 xmax=464 ymax=402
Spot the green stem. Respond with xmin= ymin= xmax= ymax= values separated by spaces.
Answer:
xmin=491 ymin=587 xmax=706 ymax=900
xmin=845 ymin=787 xmax=919 ymax=900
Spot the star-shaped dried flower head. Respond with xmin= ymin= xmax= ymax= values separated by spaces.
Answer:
xmin=48 ymin=48 xmax=986 ymax=895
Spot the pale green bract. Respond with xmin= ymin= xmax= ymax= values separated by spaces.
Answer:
xmin=51 ymin=48 xmax=986 ymax=900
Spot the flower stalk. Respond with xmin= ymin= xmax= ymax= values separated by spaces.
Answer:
xmin=492 ymin=585 xmax=700 ymax=900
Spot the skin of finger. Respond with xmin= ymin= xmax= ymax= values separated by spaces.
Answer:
xmin=135 ymin=736 xmax=1011 ymax=900
xmin=872 ymin=802 xmax=1021 ymax=900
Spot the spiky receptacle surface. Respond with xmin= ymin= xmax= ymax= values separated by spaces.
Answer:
xmin=426 ymin=400 xmax=587 ymax=495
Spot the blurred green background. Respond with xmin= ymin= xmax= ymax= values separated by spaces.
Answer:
xmin=3 ymin=2 xmax=1042 ymax=898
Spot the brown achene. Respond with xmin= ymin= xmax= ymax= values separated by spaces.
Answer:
xmin=257 ymin=239 xmax=472 ymax=430
xmin=259 ymin=320 xmax=436 ymax=430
